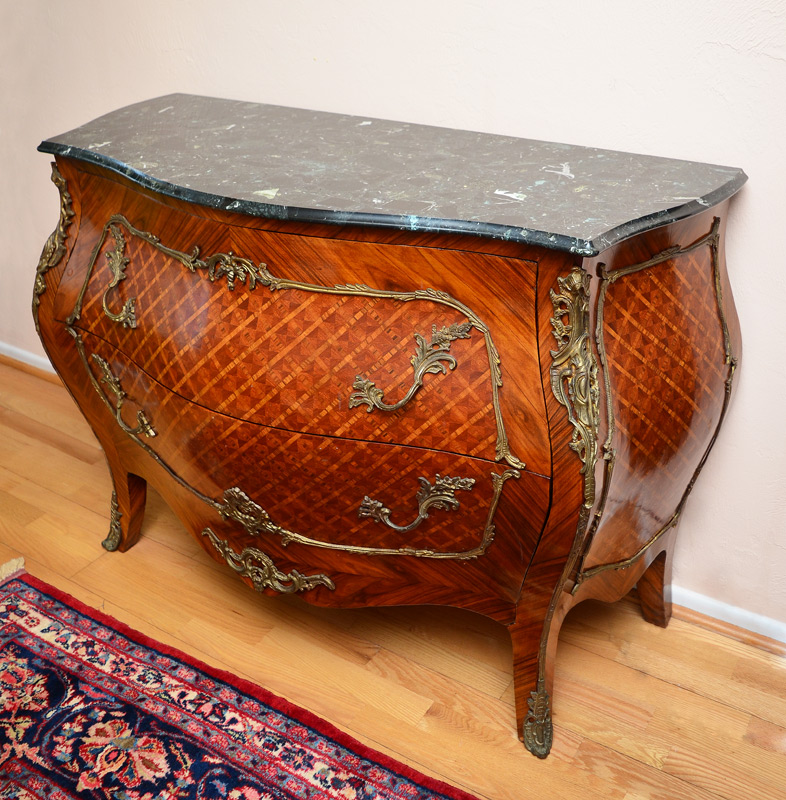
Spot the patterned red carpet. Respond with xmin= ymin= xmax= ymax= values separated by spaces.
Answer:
xmin=0 ymin=565 xmax=478 ymax=800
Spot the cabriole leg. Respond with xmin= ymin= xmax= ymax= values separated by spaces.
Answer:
xmin=103 ymin=466 xmax=147 ymax=552
xmin=637 ymin=546 xmax=674 ymax=628
xmin=509 ymin=591 xmax=572 ymax=758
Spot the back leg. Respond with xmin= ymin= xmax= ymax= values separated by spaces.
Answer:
xmin=103 ymin=465 xmax=147 ymax=552
xmin=637 ymin=547 xmax=673 ymax=628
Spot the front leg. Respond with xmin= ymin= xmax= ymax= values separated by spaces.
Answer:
xmin=103 ymin=460 xmax=147 ymax=552
xmin=508 ymin=584 xmax=573 ymax=758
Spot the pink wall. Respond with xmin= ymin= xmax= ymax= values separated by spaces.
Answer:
xmin=2 ymin=1 xmax=784 ymax=637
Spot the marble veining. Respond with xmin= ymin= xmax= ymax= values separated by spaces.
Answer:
xmin=39 ymin=94 xmax=747 ymax=255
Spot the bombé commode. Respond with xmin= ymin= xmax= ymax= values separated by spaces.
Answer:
xmin=34 ymin=94 xmax=745 ymax=757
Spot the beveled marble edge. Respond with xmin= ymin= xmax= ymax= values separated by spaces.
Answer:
xmin=587 ymin=175 xmax=747 ymax=253
xmin=37 ymin=138 xmax=747 ymax=256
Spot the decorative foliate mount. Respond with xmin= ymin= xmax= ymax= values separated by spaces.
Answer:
xmin=349 ymin=322 xmax=473 ymax=413
xmin=358 ymin=473 xmax=475 ymax=533
xmin=102 ymin=224 xmax=137 ymax=328
xmin=182 ymin=250 xmax=264 ymax=291
xmin=549 ymin=266 xmax=600 ymax=506
xmin=201 ymin=527 xmax=335 ymax=594
xmin=115 ymin=211 xmax=267 ymax=292
xmin=78 ymin=214 xmax=267 ymax=331
xmin=216 ymin=486 xmax=286 ymax=539
xmin=33 ymin=163 xmax=74 ymax=331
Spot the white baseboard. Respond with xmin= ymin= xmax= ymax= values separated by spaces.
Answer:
xmin=673 ymin=584 xmax=786 ymax=644
xmin=0 ymin=341 xmax=55 ymax=373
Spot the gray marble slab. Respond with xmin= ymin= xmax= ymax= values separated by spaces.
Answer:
xmin=39 ymin=94 xmax=746 ymax=256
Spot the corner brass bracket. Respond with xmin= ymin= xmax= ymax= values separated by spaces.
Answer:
xmin=520 ymin=266 xmax=598 ymax=762
xmin=33 ymin=163 xmax=74 ymax=332
xmin=550 ymin=266 xmax=600 ymax=505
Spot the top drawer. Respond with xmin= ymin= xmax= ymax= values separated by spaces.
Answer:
xmin=56 ymin=174 xmax=544 ymax=468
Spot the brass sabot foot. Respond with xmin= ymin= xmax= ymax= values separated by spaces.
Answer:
xmin=523 ymin=686 xmax=553 ymax=758
xmin=102 ymin=490 xmax=122 ymax=551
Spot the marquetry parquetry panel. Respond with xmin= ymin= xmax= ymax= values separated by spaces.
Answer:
xmin=72 ymin=217 xmax=500 ymax=461
xmin=595 ymin=240 xmax=727 ymax=556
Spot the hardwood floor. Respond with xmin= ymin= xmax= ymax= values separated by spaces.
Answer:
xmin=1 ymin=355 xmax=784 ymax=800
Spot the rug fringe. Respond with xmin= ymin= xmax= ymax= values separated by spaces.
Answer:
xmin=0 ymin=557 xmax=25 ymax=583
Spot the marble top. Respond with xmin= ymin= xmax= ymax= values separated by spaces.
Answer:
xmin=39 ymin=94 xmax=746 ymax=256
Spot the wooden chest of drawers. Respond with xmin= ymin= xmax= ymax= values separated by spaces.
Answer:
xmin=34 ymin=95 xmax=745 ymax=757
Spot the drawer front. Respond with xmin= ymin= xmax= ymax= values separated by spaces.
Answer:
xmin=63 ymin=212 xmax=522 ymax=467
xmin=75 ymin=330 xmax=547 ymax=562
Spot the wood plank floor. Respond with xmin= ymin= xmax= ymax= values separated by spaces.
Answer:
xmin=1 ymin=356 xmax=784 ymax=799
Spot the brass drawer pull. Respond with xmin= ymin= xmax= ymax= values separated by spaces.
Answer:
xmin=350 ymin=322 xmax=472 ymax=413
xmin=91 ymin=353 xmax=156 ymax=438
xmin=359 ymin=473 xmax=475 ymax=533
xmin=202 ymin=527 xmax=335 ymax=594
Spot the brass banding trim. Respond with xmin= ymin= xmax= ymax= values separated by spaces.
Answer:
xmin=574 ymin=511 xmax=679 ymax=584
xmin=90 ymin=353 xmax=157 ymax=438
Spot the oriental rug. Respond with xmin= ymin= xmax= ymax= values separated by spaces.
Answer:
xmin=0 ymin=561 xmax=479 ymax=800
